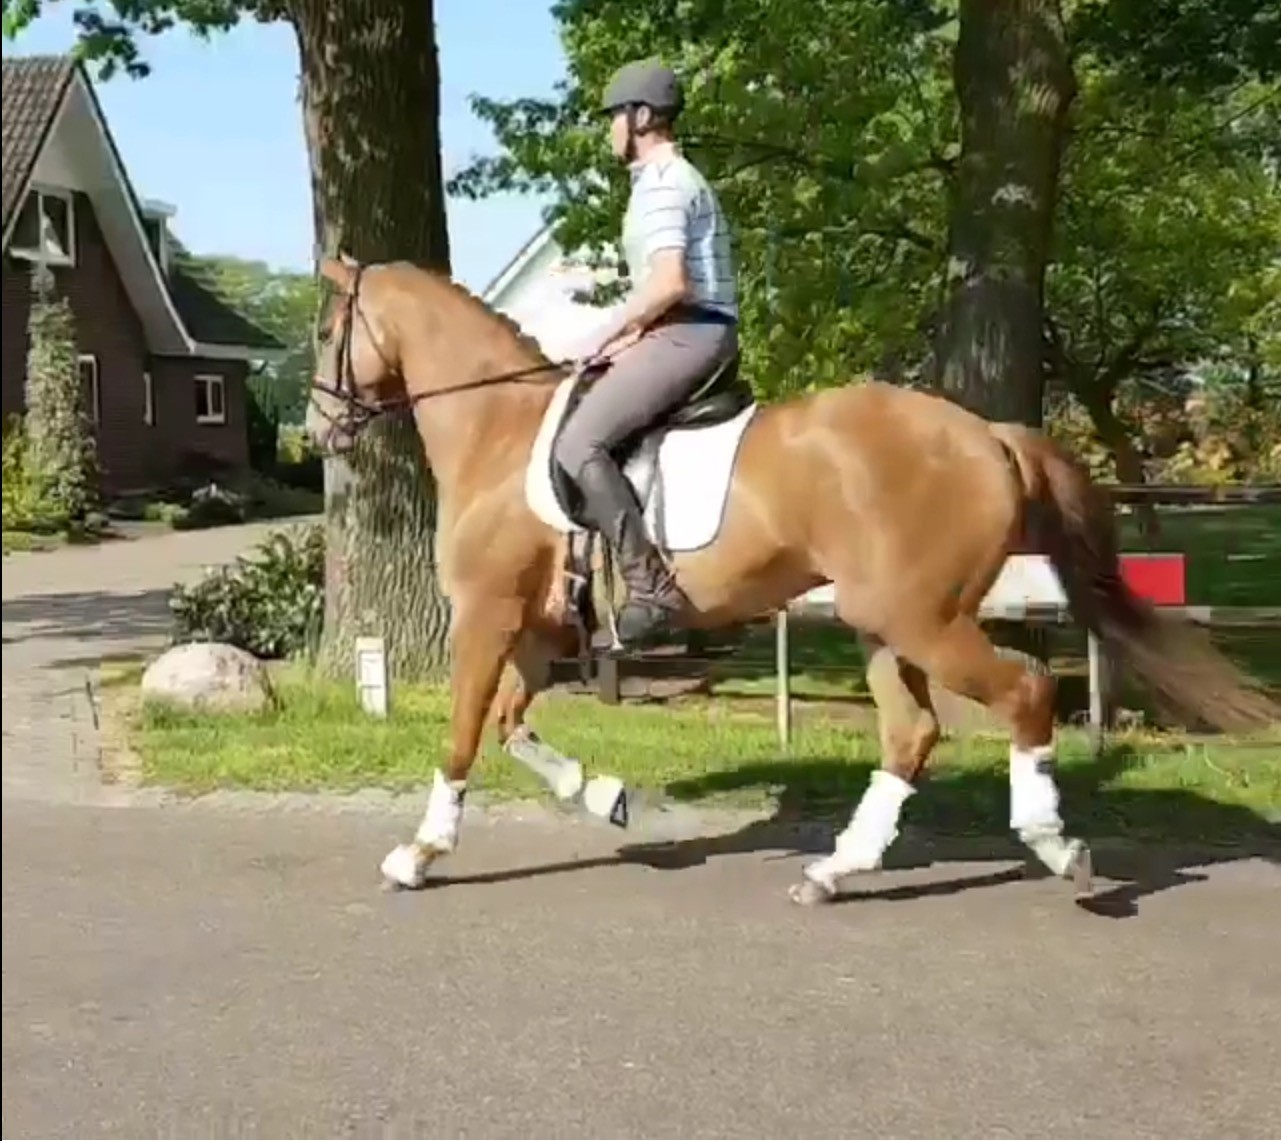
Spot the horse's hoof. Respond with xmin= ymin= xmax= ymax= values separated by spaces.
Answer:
xmin=583 ymin=775 xmax=629 ymax=829
xmin=788 ymin=876 xmax=836 ymax=907
xmin=1066 ymin=841 xmax=1093 ymax=899
xmin=380 ymin=843 xmax=431 ymax=891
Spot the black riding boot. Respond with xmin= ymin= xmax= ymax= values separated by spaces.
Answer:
xmin=574 ymin=452 xmax=690 ymax=649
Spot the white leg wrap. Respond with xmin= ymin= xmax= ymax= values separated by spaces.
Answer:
xmin=805 ymin=769 xmax=915 ymax=889
xmin=503 ymin=725 xmax=584 ymax=801
xmin=1010 ymin=744 xmax=1079 ymax=876
xmin=380 ymin=843 xmax=431 ymax=888
xmin=1009 ymin=744 xmax=1062 ymax=834
xmin=413 ymin=768 xmax=467 ymax=853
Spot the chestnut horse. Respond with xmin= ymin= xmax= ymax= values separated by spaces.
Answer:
xmin=306 ymin=255 xmax=1278 ymax=905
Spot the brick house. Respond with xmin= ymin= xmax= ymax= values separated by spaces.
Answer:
xmin=1 ymin=53 xmax=286 ymax=494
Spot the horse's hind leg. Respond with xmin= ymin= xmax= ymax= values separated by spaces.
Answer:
xmin=897 ymin=615 xmax=1090 ymax=892
xmin=492 ymin=626 xmax=586 ymax=802
xmin=790 ymin=641 xmax=941 ymax=905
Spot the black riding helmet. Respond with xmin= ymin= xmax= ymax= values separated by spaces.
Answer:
xmin=600 ymin=59 xmax=684 ymax=161
xmin=600 ymin=58 xmax=685 ymax=118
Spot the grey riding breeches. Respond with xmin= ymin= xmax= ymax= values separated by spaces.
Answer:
xmin=553 ymin=310 xmax=739 ymax=480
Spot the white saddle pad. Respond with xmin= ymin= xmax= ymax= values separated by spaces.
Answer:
xmin=524 ymin=377 xmax=758 ymax=553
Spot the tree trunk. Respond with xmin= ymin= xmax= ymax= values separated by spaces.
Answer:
xmin=291 ymin=0 xmax=454 ymax=681
xmin=1081 ymin=388 xmax=1161 ymax=539
xmin=934 ymin=0 xmax=1076 ymax=427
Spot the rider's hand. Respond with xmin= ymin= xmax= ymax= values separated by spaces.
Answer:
xmin=576 ymin=325 xmax=640 ymax=376
xmin=596 ymin=327 xmax=641 ymax=361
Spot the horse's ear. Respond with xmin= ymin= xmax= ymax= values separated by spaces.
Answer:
xmin=319 ymin=255 xmax=356 ymax=292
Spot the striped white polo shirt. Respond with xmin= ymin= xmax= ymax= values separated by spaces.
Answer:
xmin=621 ymin=149 xmax=738 ymax=318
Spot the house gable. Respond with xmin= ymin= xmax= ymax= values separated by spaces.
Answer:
xmin=482 ymin=224 xmax=623 ymax=361
xmin=1 ymin=54 xmax=284 ymax=361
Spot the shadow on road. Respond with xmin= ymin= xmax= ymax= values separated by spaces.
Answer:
xmin=1 ymin=588 xmax=172 ymax=652
xmin=430 ymin=743 xmax=1278 ymax=920
xmin=654 ymin=743 xmax=1279 ymax=918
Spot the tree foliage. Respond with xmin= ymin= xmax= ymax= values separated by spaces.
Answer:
xmin=450 ymin=0 xmax=957 ymax=399
xmin=1042 ymin=45 xmax=1281 ymax=485
xmin=2 ymin=0 xmax=272 ymax=75
xmin=1071 ymin=0 xmax=1280 ymax=90
xmin=182 ymin=252 xmax=318 ymax=424
xmin=451 ymin=0 xmax=1279 ymax=472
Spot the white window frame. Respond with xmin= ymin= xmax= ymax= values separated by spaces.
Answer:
xmin=9 ymin=185 xmax=76 ymax=267
xmin=142 ymin=213 xmax=169 ymax=275
xmin=194 ymin=373 xmax=227 ymax=425
xmin=142 ymin=369 xmax=155 ymax=426
xmin=78 ymin=354 xmax=99 ymax=425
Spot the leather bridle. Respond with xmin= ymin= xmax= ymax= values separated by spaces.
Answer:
xmin=308 ymin=260 xmax=572 ymax=439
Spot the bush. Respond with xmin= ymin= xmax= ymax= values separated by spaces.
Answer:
xmin=273 ymin=424 xmax=324 ymax=493
xmin=170 ymin=524 xmax=325 ymax=660
xmin=140 ymin=499 xmax=190 ymax=527
xmin=120 ymin=470 xmax=318 ymax=533
xmin=177 ymin=482 xmax=250 ymax=529
xmin=134 ymin=481 xmax=249 ymax=531
xmin=2 ymin=417 xmax=50 ymax=532
xmin=245 ymin=380 xmax=280 ymax=474
xmin=244 ymin=473 xmax=322 ymax=517
xmin=277 ymin=424 xmax=314 ymax=465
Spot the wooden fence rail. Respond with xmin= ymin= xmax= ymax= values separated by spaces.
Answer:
xmin=1105 ymin=484 xmax=1281 ymax=506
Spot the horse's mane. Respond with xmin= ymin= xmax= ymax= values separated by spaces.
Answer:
xmin=398 ymin=262 xmax=561 ymax=372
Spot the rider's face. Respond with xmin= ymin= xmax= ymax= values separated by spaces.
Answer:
xmin=609 ymin=105 xmax=656 ymax=159
xmin=609 ymin=109 xmax=630 ymax=159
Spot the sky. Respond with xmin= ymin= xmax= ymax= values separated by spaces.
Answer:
xmin=8 ymin=1 xmax=566 ymax=292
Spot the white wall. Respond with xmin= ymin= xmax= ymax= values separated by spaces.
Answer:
xmin=488 ymin=232 xmax=625 ymax=362
xmin=31 ymin=104 xmax=87 ymax=191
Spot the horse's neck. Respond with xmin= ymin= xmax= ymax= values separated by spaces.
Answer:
xmin=413 ymin=358 xmax=560 ymax=494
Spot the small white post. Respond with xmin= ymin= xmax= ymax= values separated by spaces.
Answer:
xmin=776 ymin=608 xmax=792 ymax=751
xmin=1086 ymin=630 xmax=1105 ymax=755
xmin=355 ymin=635 xmax=389 ymax=718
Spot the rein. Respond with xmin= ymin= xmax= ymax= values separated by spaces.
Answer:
xmin=310 ymin=260 xmax=573 ymax=430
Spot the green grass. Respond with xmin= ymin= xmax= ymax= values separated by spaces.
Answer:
xmin=125 ymin=663 xmax=1281 ymax=844
xmin=2 ymin=520 xmax=112 ymax=554
xmin=2 ymin=529 xmax=57 ymax=554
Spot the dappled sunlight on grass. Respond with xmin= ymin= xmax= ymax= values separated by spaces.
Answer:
xmin=129 ymin=663 xmax=1281 ymax=842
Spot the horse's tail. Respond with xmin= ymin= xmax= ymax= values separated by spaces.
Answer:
xmin=989 ymin=421 xmax=1279 ymax=734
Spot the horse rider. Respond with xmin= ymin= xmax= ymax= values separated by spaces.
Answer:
xmin=553 ymin=57 xmax=741 ymax=651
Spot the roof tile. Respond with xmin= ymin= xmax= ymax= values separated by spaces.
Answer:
xmin=1 ymin=54 xmax=75 ymax=234
xmin=168 ymin=258 xmax=287 ymax=350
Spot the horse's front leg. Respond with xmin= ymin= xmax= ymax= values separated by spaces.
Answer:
xmin=495 ymin=626 xmax=586 ymax=801
xmin=494 ymin=625 xmax=630 ymax=826
xmin=380 ymin=600 xmax=519 ymax=890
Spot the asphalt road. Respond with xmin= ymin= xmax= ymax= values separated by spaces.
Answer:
xmin=4 ymin=799 xmax=1279 ymax=1140
xmin=4 ymin=525 xmax=1279 ymax=1139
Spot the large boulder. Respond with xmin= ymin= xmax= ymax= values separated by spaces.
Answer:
xmin=141 ymin=642 xmax=274 ymax=715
